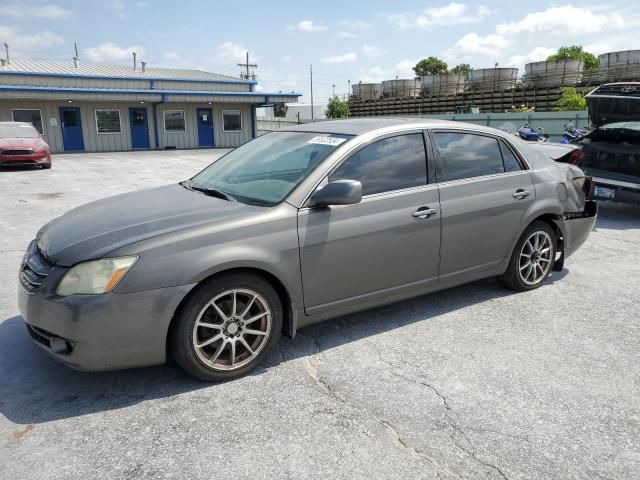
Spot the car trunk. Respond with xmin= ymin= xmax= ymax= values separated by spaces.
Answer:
xmin=578 ymin=84 xmax=640 ymax=185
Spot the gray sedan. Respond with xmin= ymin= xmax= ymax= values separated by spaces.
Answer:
xmin=19 ymin=118 xmax=596 ymax=381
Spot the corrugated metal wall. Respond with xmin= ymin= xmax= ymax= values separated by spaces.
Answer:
xmin=0 ymin=100 xmax=254 ymax=153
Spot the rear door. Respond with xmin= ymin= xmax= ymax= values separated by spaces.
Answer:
xmin=431 ymin=130 xmax=534 ymax=281
xmin=298 ymin=131 xmax=441 ymax=315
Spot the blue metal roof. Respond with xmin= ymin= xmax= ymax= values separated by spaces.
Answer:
xmin=0 ymin=85 xmax=302 ymax=98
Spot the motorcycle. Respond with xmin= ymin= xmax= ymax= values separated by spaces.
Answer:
xmin=560 ymin=123 xmax=588 ymax=144
xmin=517 ymin=124 xmax=550 ymax=142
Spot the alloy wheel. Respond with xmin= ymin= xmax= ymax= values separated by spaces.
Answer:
xmin=192 ymin=288 xmax=272 ymax=371
xmin=519 ymin=231 xmax=553 ymax=286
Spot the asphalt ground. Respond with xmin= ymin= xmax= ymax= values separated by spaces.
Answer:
xmin=1 ymin=150 xmax=638 ymax=479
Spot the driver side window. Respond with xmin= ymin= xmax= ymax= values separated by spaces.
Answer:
xmin=329 ymin=133 xmax=427 ymax=196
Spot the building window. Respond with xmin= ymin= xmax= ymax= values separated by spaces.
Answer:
xmin=164 ymin=110 xmax=186 ymax=133
xmin=12 ymin=109 xmax=44 ymax=134
xmin=95 ymin=110 xmax=122 ymax=134
xmin=223 ymin=110 xmax=242 ymax=132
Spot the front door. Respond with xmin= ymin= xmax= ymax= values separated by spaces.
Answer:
xmin=59 ymin=107 xmax=84 ymax=151
xmin=129 ymin=107 xmax=150 ymax=149
xmin=298 ymin=132 xmax=441 ymax=316
xmin=197 ymin=108 xmax=214 ymax=147
xmin=432 ymin=130 xmax=535 ymax=280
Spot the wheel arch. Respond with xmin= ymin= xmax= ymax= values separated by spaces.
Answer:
xmin=166 ymin=266 xmax=297 ymax=360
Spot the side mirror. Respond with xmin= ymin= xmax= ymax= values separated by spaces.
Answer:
xmin=308 ymin=179 xmax=363 ymax=207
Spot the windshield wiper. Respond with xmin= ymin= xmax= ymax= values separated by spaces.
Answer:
xmin=181 ymin=180 xmax=236 ymax=202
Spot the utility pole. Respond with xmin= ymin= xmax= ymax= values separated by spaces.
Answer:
xmin=348 ymin=80 xmax=351 ymax=99
xmin=237 ymin=52 xmax=258 ymax=80
xmin=332 ymin=83 xmax=336 ymax=97
xmin=310 ymin=64 xmax=314 ymax=120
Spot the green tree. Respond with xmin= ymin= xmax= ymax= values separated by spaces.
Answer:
xmin=555 ymin=87 xmax=587 ymax=111
xmin=450 ymin=63 xmax=472 ymax=77
xmin=413 ymin=57 xmax=448 ymax=78
xmin=325 ymin=96 xmax=350 ymax=118
xmin=547 ymin=45 xmax=599 ymax=70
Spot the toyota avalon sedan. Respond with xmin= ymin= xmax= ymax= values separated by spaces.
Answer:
xmin=0 ymin=121 xmax=51 ymax=169
xmin=19 ymin=118 xmax=596 ymax=381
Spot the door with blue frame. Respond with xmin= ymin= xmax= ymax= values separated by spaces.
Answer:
xmin=59 ymin=106 xmax=85 ymax=152
xmin=197 ymin=108 xmax=214 ymax=147
xmin=129 ymin=107 xmax=150 ymax=149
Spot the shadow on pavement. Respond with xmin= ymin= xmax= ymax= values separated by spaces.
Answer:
xmin=0 ymin=277 xmax=526 ymax=425
xmin=595 ymin=201 xmax=640 ymax=231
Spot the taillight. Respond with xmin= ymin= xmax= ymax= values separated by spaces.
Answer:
xmin=567 ymin=149 xmax=585 ymax=165
xmin=573 ymin=175 xmax=594 ymax=198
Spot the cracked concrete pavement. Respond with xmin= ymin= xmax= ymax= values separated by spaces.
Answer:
xmin=1 ymin=150 xmax=639 ymax=479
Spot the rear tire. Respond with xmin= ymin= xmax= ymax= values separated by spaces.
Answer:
xmin=500 ymin=221 xmax=556 ymax=291
xmin=170 ymin=272 xmax=282 ymax=382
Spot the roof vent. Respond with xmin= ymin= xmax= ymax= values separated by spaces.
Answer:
xmin=0 ymin=59 xmax=5 ymax=67
xmin=133 ymin=51 xmax=137 ymax=70
xmin=141 ymin=61 xmax=146 ymax=73
xmin=73 ymin=57 xmax=79 ymax=68
xmin=3 ymin=43 xmax=9 ymax=65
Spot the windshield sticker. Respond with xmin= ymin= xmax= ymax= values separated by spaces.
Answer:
xmin=308 ymin=136 xmax=347 ymax=146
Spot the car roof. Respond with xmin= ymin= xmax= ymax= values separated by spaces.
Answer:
xmin=282 ymin=117 xmax=502 ymax=136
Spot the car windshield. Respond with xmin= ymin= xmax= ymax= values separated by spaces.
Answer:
xmin=0 ymin=123 xmax=40 ymax=139
xmin=189 ymin=131 xmax=353 ymax=206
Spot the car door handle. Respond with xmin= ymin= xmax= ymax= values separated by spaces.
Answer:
xmin=412 ymin=207 xmax=438 ymax=219
xmin=512 ymin=189 xmax=531 ymax=199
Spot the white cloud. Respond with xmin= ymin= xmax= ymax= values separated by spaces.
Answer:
xmin=359 ymin=66 xmax=387 ymax=83
xmin=337 ymin=31 xmax=357 ymax=38
xmin=0 ymin=3 xmax=70 ymax=18
xmin=362 ymin=44 xmax=385 ymax=57
xmin=506 ymin=46 xmax=556 ymax=70
xmin=292 ymin=20 xmax=327 ymax=33
xmin=0 ymin=26 xmax=64 ymax=51
xmin=393 ymin=59 xmax=419 ymax=78
xmin=389 ymin=2 xmax=490 ymax=29
xmin=213 ymin=41 xmax=252 ymax=65
xmin=444 ymin=32 xmax=508 ymax=61
xmin=496 ymin=6 xmax=624 ymax=35
xmin=322 ymin=52 xmax=357 ymax=64
xmin=84 ymin=43 xmax=146 ymax=63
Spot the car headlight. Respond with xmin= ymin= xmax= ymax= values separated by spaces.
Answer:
xmin=56 ymin=256 xmax=138 ymax=296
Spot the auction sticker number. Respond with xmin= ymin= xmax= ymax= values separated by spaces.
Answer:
xmin=308 ymin=136 xmax=346 ymax=146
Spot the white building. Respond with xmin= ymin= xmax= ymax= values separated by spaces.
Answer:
xmin=0 ymin=60 xmax=300 ymax=153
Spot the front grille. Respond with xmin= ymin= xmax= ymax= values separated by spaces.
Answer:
xmin=2 ymin=149 xmax=34 ymax=156
xmin=20 ymin=245 xmax=54 ymax=294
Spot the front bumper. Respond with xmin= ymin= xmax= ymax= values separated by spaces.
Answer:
xmin=18 ymin=253 xmax=196 ymax=371
xmin=0 ymin=151 xmax=50 ymax=166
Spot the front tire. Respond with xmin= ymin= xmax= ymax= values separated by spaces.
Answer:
xmin=500 ymin=221 xmax=556 ymax=291
xmin=170 ymin=272 xmax=282 ymax=381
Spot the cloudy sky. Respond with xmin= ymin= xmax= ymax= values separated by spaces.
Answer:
xmin=1 ymin=1 xmax=639 ymax=102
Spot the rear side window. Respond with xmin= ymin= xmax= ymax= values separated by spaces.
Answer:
xmin=330 ymin=133 xmax=427 ymax=195
xmin=434 ymin=132 xmax=504 ymax=182
xmin=499 ymin=141 xmax=522 ymax=172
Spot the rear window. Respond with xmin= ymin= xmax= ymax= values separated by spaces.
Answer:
xmin=434 ymin=132 xmax=505 ymax=182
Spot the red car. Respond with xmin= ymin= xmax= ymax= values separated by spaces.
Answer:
xmin=0 ymin=122 xmax=51 ymax=169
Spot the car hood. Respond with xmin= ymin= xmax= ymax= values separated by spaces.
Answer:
xmin=586 ymin=83 xmax=640 ymax=128
xmin=0 ymin=137 xmax=43 ymax=149
xmin=37 ymin=184 xmax=262 ymax=266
